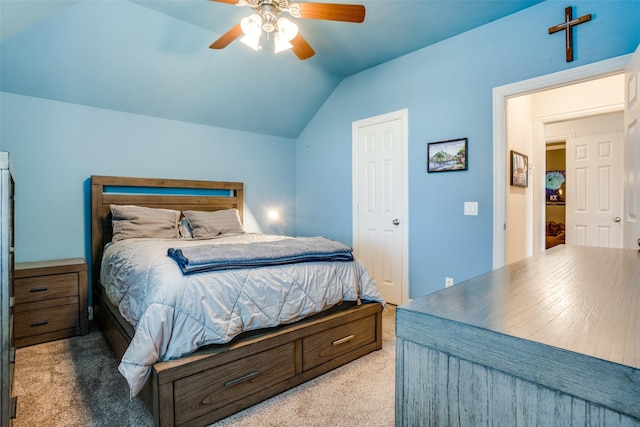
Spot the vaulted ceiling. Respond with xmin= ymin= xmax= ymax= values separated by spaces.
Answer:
xmin=0 ymin=0 xmax=542 ymax=138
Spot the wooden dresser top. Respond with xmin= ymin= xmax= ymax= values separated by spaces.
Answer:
xmin=400 ymin=245 xmax=640 ymax=370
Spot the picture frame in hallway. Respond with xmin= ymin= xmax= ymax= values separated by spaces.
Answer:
xmin=510 ymin=150 xmax=528 ymax=187
xmin=427 ymin=138 xmax=468 ymax=173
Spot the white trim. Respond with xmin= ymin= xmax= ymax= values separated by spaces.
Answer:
xmin=492 ymin=55 xmax=630 ymax=269
xmin=352 ymin=108 xmax=409 ymax=304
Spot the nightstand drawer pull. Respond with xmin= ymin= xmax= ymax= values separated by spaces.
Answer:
xmin=30 ymin=319 xmax=49 ymax=327
xmin=332 ymin=335 xmax=355 ymax=346
xmin=29 ymin=285 xmax=49 ymax=292
xmin=224 ymin=371 xmax=261 ymax=387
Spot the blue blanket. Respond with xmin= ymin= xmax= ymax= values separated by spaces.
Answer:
xmin=168 ymin=236 xmax=354 ymax=275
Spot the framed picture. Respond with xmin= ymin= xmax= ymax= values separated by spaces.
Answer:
xmin=427 ymin=138 xmax=468 ymax=173
xmin=510 ymin=150 xmax=528 ymax=187
xmin=545 ymin=170 xmax=566 ymax=203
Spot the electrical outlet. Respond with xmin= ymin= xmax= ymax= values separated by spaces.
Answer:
xmin=445 ymin=277 xmax=454 ymax=288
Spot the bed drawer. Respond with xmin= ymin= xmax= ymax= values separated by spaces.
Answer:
xmin=302 ymin=315 xmax=376 ymax=370
xmin=174 ymin=342 xmax=297 ymax=425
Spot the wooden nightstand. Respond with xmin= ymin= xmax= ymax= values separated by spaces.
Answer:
xmin=14 ymin=258 xmax=88 ymax=347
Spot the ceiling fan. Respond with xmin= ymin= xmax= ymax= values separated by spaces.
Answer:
xmin=208 ymin=0 xmax=366 ymax=60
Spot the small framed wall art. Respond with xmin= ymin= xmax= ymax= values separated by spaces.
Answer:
xmin=510 ymin=150 xmax=528 ymax=187
xmin=427 ymin=138 xmax=468 ymax=173
xmin=545 ymin=170 xmax=566 ymax=203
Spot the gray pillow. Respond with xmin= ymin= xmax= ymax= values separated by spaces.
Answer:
xmin=110 ymin=204 xmax=180 ymax=242
xmin=183 ymin=208 xmax=244 ymax=238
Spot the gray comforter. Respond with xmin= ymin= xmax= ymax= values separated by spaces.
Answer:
xmin=100 ymin=233 xmax=385 ymax=397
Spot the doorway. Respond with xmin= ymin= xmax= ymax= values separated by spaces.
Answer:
xmin=492 ymin=54 xmax=630 ymax=268
xmin=544 ymin=142 xmax=566 ymax=250
xmin=504 ymin=75 xmax=624 ymax=264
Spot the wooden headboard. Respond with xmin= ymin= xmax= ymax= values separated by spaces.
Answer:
xmin=90 ymin=175 xmax=243 ymax=290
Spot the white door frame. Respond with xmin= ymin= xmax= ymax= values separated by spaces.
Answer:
xmin=352 ymin=108 xmax=409 ymax=304
xmin=493 ymin=55 xmax=631 ymax=269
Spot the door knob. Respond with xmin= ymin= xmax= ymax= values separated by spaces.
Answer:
xmin=613 ymin=216 xmax=621 ymax=222
xmin=392 ymin=219 xmax=400 ymax=225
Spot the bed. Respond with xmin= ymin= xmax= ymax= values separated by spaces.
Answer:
xmin=90 ymin=175 xmax=385 ymax=427
xmin=545 ymin=220 xmax=565 ymax=249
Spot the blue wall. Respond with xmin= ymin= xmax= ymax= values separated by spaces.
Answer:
xmin=1 ymin=93 xmax=296 ymax=301
xmin=295 ymin=1 xmax=640 ymax=299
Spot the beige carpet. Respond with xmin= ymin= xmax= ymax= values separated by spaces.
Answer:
xmin=14 ymin=305 xmax=396 ymax=427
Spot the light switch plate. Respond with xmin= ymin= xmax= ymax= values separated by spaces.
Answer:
xmin=464 ymin=201 xmax=478 ymax=216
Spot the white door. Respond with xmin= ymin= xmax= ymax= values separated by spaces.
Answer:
xmin=566 ymin=132 xmax=623 ymax=247
xmin=624 ymin=44 xmax=640 ymax=249
xmin=352 ymin=110 xmax=408 ymax=305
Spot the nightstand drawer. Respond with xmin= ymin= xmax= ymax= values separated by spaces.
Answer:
xmin=14 ymin=303 xmax=80 ymax=339
xmin=15 ymin=272 xmax=79 ymax=304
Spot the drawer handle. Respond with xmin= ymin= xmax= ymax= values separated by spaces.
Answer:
xmin=224 ymin=371 xmax=261 ymax=387
xmin=30 ymin=286 xmax=49 ymax=292
xmin=332 ymin=335 xmax=355 ymax=346
xmin=31 ymin=319 xmax=49 ymax=327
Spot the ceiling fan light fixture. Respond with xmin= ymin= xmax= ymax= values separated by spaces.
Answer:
xmin=240 ymin=34 xmax=261 ymax=50
xmin=240 ymin=13 xmax=262 ymax=37
xmin=239 ymin=13 xmax=262 ymax=50
xmin=274 ymin=34 xmax=293 ymax=53
xmin=277 ymin=17 xmax=298 ymax=42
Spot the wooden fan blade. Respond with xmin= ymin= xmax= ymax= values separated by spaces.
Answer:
xmin=298 ymin=3 xmax=365 ymax=23
xmin=208 ymin=0 xmax=240 ymax=4
xmin=290 ymin=33 xmax=316 ymax=60
xmin=209 ymin=23 xmax=243 ymax=49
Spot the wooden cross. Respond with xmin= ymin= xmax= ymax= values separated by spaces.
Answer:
xmin=548 ymin=6 xmax=591 ymax=62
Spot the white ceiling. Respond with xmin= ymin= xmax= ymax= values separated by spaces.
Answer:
xmin=0 ymin=0 xmax=543 ymax=138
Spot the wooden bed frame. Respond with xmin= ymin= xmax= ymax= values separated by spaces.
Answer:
xmin=90 ymin=175 xmax=383 ymax=427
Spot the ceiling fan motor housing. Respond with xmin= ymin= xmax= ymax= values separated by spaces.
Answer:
xmin=259 ymin=4 xmax=278 ymax=32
